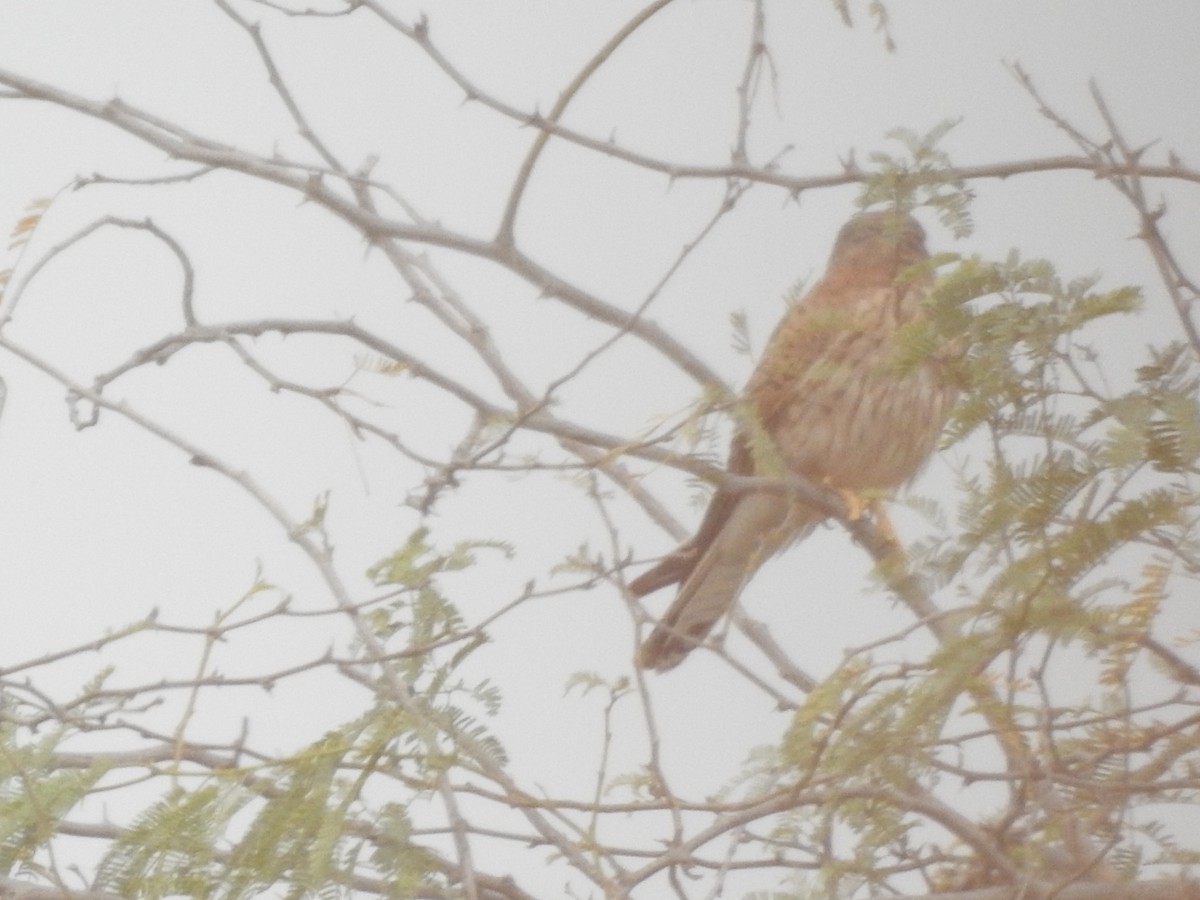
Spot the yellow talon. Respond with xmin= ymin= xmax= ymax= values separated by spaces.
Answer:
xmin=824 ymin=481 xmax=900 ymax=551
xmin=836 ymin=488 xmax=868 ymax=522
xmin=867 ymin=499 xmax=899 ymax=549
xmin=819 ymin=476 xmax=868 ymax=521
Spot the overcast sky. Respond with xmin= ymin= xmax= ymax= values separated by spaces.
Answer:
xmin=0 ymin=2 xmax=1197 ymax=895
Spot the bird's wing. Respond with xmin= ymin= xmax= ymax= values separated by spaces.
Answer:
xmin=635 ymin=488 xmax=816 ymax=670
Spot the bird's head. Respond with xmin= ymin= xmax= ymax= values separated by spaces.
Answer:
xmin=829 ymin=210 xmax=929 ymax=278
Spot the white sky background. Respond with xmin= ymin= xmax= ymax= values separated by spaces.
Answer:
xmin=0 ymin=1 xmax=1198 ymax=896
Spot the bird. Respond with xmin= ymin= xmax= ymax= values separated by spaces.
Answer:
xmin=630 ymin=209 xmax=958 ymax=671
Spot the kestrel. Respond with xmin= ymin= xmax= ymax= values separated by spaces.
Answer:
xmin=631 ymin=210 xmax=957 ymax=671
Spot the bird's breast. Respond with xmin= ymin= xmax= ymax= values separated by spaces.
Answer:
xmin=766 ymin=335 xmax=957 ymax=491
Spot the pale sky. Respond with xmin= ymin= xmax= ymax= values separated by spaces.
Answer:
xmin=0 ymin=2 xmax=1197 ymax=896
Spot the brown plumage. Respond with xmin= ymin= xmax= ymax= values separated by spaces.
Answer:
xmin=631 ymin=210 xmax=957 ymax=671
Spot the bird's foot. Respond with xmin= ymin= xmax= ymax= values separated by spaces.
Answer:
xmin=833 ymin=487 xmax=869 ymax=521
xmin=827 ymin=484 xmax=902 ymax=553
xmin=822 ymin=478 xmax=872 ymax=521
xmin=866 ymin=499 xmax=900 ymax=551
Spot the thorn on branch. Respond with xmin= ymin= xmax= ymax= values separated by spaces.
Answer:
xmin=1140 ymin=204 xmax=1167 ymax=238
xmin=1130 ymin=138 xmax=1161 ymax=164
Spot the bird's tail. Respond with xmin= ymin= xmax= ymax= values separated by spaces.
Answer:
xmin=636 ymin=493 xmax=816 ymax=671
